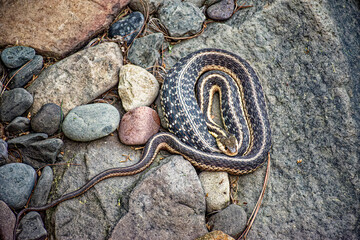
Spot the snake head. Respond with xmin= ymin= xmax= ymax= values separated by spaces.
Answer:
xmin=217 ymin=135 xmax=238 ymax=156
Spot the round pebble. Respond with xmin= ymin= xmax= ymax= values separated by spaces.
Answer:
xmin=118 ymin=64 xmax=159 ymax=111
xmin=29 ymin=166 xmax=53 ymax=207
xmin=18 ymin=211 xmax=47 ymax=240
xmin=207 ymin=0 xmax=235 ymax=21
xmin=0 ymin=88 xmax=33 ymax=122
xmin=0 ymin=163 xmax=36 ymax=209
xmin=62 ymin=103 xmax=120 ymax=142
xmin=5 ymin=116 xmax=30 ymax=135
xmin=108 ymin=11 xmax=145 ymax=44
xmin=31 ymin=103 xmax=62 ymax=135
xmin=8 ymin=55 xmax=43 ymax=89
xmin=119 ymin=106 xmax=160 ymax=145
xmin=1 ymin=46 xmax=36 ymax=69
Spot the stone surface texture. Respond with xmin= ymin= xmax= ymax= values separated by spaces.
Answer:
xmin=0 ymin=200 xmax=16 ymax=240
xmin=199 ymin=171 xmax=230 ymax=213
xmin=46 ymin=134 xmax=165 ymax=239
xmin=5 ymin=117 xmax=30 ymax=135
xmin=17 ymin=211 xmax=47 ymax=240
xmin=163 ymin=0 xmax=360 ymax=239
xmin=0 ymin=0 xmax=131 ymax=58
xmin=206 ymin=0 xmax=234 ymax=20
xmin=0 ymin=163 xmax=36 ymax=209
xmin=0 ymin=88 xmax=33 ymax=122
xmin=119 ymin=106 xmax=160 ymax=145
xmin=118 ymin=64 xmax=160 ymax=111
xmin=26 ymin=42 xmax=123 ymax=115
xmin=207 ymin=204 xmax=247 ymax=238
xmin=8 ymin=55 xmax=43 ymax=89
xmin=0 ymin=140 xmax=8 ymax=164
xmin=29 ymin=166 xmax=54 ymax=207
xmin=30 ymin=103 xmax=62 ymax=135
xmin=8 ymin=133 xmax=64 ymax=168
xmin=109 ymin=155 xmax=208 ymax=240
xmin=0 ymin=46 xmax=35 ymax=68
xmin=195 ymin=230 xmax=235 ymax=240
xmin=62 ymin=103 xmax=120 ymax=141
xmin=127 ymin=33 xmax=165 ymax=69
xmin=108 ymin=11 xmax=145 ymax=44
xmin=159 ymin=0 xmax=205 ymax=37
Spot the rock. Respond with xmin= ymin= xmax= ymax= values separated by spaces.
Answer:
xmin=108 ymin=11 xmax=145 ymax=44
xmin=17 ymin=211 xmax=47 ymax=240
xmin=163 ymin=0 xmax=360 ymax=239
xmin=5 ymin=117 xmax=30 ymax=135
xmin=29 ymin=166 xmax=53 ymax=207
xmin=0 ymin=163 xmax=36 ymax=209
xmin=8 ymin=134 xmax=64 ymax=168
xmin=0 ymin=88 xmax=33 ymax=122
xmin=119 ymin=106 xmax=160 ymax=145
xmin=30 ymin=103 xmax=62 ymax=136
xmin=184 ymin=0 xmax=205 ymax=8
xmin=7 ymin=133 xmax=48 ymax=147
xmin=118 ymin=64 xmax=160 ymax=111
xmin=127 ymin=33 xmax=164 ymax=69
xmin=26 ymin=42 xmax=123 ymax=116
xmin=158 ymin=1 xmax=205 ymax=37
xmin=199 ymin=171 xmax=230 ymax=212
xmin=0 ymin=46 xmax=35 ymax=69
xmin=207 ymin=204 xmax=247 ymax=237
xmin=206 ymin=0 xmax=234 ymax=20
xmin=196 ymin=230 xmax=235 ymax=240
xmin=62 ymin=103 xmax=120 ymax=142
xmin=0 ymin=200 xmax=16 ymax=240
xmin=0 ymin=140 xmax=8 ymax=164
xmin=129 ymin=0 xmax=168 ymax=14
xmin=47 ymin=134 xmax=152 ymax=239
xmin=8 ymin=55 xmax=43 ymax=89
xmin=0 ymin=0 xmax=131 ymax=58
xmin=109 ymin=155 xmax=208 ymax=240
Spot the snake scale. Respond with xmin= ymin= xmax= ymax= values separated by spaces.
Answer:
xmin=13 ymin=48 xmax=271 ymax=238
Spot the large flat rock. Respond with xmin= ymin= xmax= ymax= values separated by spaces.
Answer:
xmin=0 ymin=0 xmax=130 ymax=58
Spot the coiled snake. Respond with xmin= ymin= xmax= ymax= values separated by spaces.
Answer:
xmin=14 ymin=48 xmax=271 ymax=238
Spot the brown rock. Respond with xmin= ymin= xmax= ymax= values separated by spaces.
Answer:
xmin=119 ymin=106 xmax=160 ymax=145
xmin=0 ymin=200 xmax=16 ymax=240
xmin=0 ymin=0 xmax=130 ymax=58
xmin=196 ymin=230 xmax=235 ymax=240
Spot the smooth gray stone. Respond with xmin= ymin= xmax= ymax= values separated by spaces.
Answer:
xmin=8 ymin=55 xmax=43 ymax=88
xmin=207 ymin=204 xmax=247 ymax=237
xmin=5 ymin=116 xmax=30 ymax=135
xmin=31 ymin=103 xmax=62 ymax=136
xmin=0 ymin=163 xmax=36 ymax=209
xmin=17 ymin=211 xmax=47 ymax=240
xmin=0 ymin=88 xmax=33 ymax=122
xmin=1 ymin=46 xmax=35 ymax=69
xmin=62 ymin=103 xmax=120 ymax=142
xmin=29 ymin=166 xmax=53 ymax=207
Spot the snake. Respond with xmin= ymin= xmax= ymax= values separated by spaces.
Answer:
xmin=13 ymin=48 xmax=271 ymax=238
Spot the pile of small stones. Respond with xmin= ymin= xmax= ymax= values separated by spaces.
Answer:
xmin=0 ymin=1 xmax=244 ymax=240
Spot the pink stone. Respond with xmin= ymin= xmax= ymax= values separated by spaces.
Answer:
xmin=119 ymin=106 xmax=160 ymax=145
xmin=0 ymin=0 xmax=130 ymax=58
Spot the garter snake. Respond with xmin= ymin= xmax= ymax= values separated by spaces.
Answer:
xmin=14 ymin=48 xmax=271 ymax=238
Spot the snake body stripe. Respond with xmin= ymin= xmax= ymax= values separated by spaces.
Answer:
xmin=14 ymin=48 xmax=271 ymax=239
xmin=195 ymin=70 xmax=251 ymax=155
